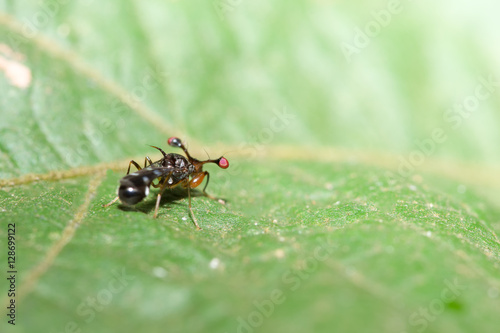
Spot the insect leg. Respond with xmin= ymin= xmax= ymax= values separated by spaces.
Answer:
xmin=127 ymin=160 xmax=142 ymax=174
xmin=187 ymin=184 xmax=202 ymax=230
xmin=103 ymin=196 xmax=119 ymax=207
xmin=199 ymin=171 xmax=226 ymax=205
xmin=153 ymin=190 xmax=163 ymax=219
xmin=153 ymin=171 xmax=174 ymax=219
xmin=144 ymin=156 xmax=161 ymax=188
xmin=144 ymin=157 xmax=153 ymax=168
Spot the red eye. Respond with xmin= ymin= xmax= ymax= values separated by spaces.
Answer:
xmin=218 ymin=157 xmax=229 ymax=169
xmin=168 ymin=137 xmax=181 ymax=147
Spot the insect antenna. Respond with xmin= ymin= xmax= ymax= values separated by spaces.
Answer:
xmin=203 ymin=148 xmax=211 ymax=160
xmin=149 ymin=145 xmax=168 ymax=157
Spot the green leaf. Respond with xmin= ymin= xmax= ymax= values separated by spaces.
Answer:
xmin=1 ymin=1 xmax=500 ymax=333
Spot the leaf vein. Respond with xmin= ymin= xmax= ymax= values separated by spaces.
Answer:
xmin=11 ymin=171 xmax=105 ymax=304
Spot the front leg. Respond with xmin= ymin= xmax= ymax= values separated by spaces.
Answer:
xmin=190 ymin=171 xmax=226 ymax=205
xmin=154 ymin=177 xmax=201 ymax=230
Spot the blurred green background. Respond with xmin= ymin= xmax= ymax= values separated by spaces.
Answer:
xmin=1 ymin=0 xmax=500 ymax=174
xmin=1 ymin=1 xmax=500 ymax=332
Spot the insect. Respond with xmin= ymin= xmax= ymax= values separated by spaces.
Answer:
xmin=104 ymin=137 xmax=229 ymax=229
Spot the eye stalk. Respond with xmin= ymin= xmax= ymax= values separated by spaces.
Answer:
xmin=168 ymin=137 xmax=229 ymax=169
xmin=217 ymin=157 xmax=229 ymax=169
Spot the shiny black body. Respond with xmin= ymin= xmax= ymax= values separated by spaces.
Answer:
xmin=118 ymin=153 xmax=194 ymax=206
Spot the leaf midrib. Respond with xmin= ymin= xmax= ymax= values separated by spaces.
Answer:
xmin=1 ymin=146 xmax=499 ymax=191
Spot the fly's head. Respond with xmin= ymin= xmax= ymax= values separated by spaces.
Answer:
xmin=167 ymin=137 xmax=229 ymax=173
